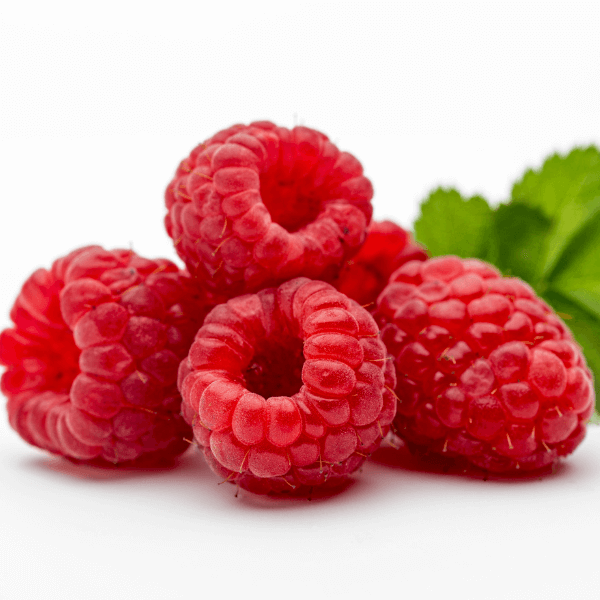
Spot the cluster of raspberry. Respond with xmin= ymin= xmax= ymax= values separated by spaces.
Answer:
xmin=1 ymin=122 xmax=594 ymax=495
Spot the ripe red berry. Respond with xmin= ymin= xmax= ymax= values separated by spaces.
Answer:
xmin=165 ymin=121 xmax=373 ymax=298
xmin=178 ymin=277 xmax=397 ymax=494
xmin=375 ymin=255 xmax=594 ymax=474
xmin=334 ymin=220 xmax=427 ymax=308
xmin=1 ymin=246 xmax=212 ymax=465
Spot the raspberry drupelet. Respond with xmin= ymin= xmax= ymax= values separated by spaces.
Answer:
xmin=1 ymin=246 xmax=213 ymax=465
xmin=178 ymin=278 xmax=397 ymax=495
xmin=375 ymin=255 xmax=594 ymax=474
xmin=165 ymin=121 xmax=373 ymax=299
xmin=334 ymin=220 xmax=428 ymax=308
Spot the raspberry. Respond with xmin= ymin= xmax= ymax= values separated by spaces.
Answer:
xmin=179 ymin=277 xmax=396 ymax=494
xmin=165 ymin=121 xmax=373 ymax=298
xmin=1 ymin=246 xmax=212 ymax=465
xmin=334 ymin=220 xmax=428 ymax=308
xmin=375 ymin=255 xmax=594 ymax=474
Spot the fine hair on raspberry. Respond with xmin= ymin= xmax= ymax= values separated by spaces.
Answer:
xmin=178 ymin=277 xmax=397 ymax=495
xmin=375 ymin=255 xmax=594 ymax=474
xmin=165 ymin=121 xmax=374 ymax=299
xmin=1 ymin=246 xmax=212 ymax=465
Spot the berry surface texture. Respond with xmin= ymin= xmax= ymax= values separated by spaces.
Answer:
xmin=334 ymin=219 xmax=428 ymax=308
xmin=375 ymin=255 xmax=595 ymax=474
xmin=0 ymin=246 xmax=211 ymax=465
xmin=165 ymin=121 xmax=374 ymax=299
xmin=179 ymin=277 xmax=397 ymax=495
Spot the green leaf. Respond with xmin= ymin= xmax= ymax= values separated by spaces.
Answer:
xmin=511 ymin=146 xmax=600 ymax=276
xmin=414 ymin=188 xmax=494 ymax=259
xmin=548 ymin=211 xmax=600 ymax=321
xmin=512 ymin=146 xmax=600 ymax=218
xmin=490 ymin=203 xmax=552 ymax=286
xmin=542 ymin=290 xmax=600 ymax=407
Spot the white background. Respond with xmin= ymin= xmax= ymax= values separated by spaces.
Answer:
xmin=1 ymin=2 xmax=600 ymax=599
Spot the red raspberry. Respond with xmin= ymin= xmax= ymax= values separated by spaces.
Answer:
xmin=165 ymin=121 xmax=373 ymax=298
xmin=375 ymin=255 xmax=594 ymax=474
xmin=1 ymin=246 xmax=212 ymax=465
xmin=179 ymin=277 xmax=396 ymax=495
xmin=334 ymin=220 xmax=428 ymax=308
